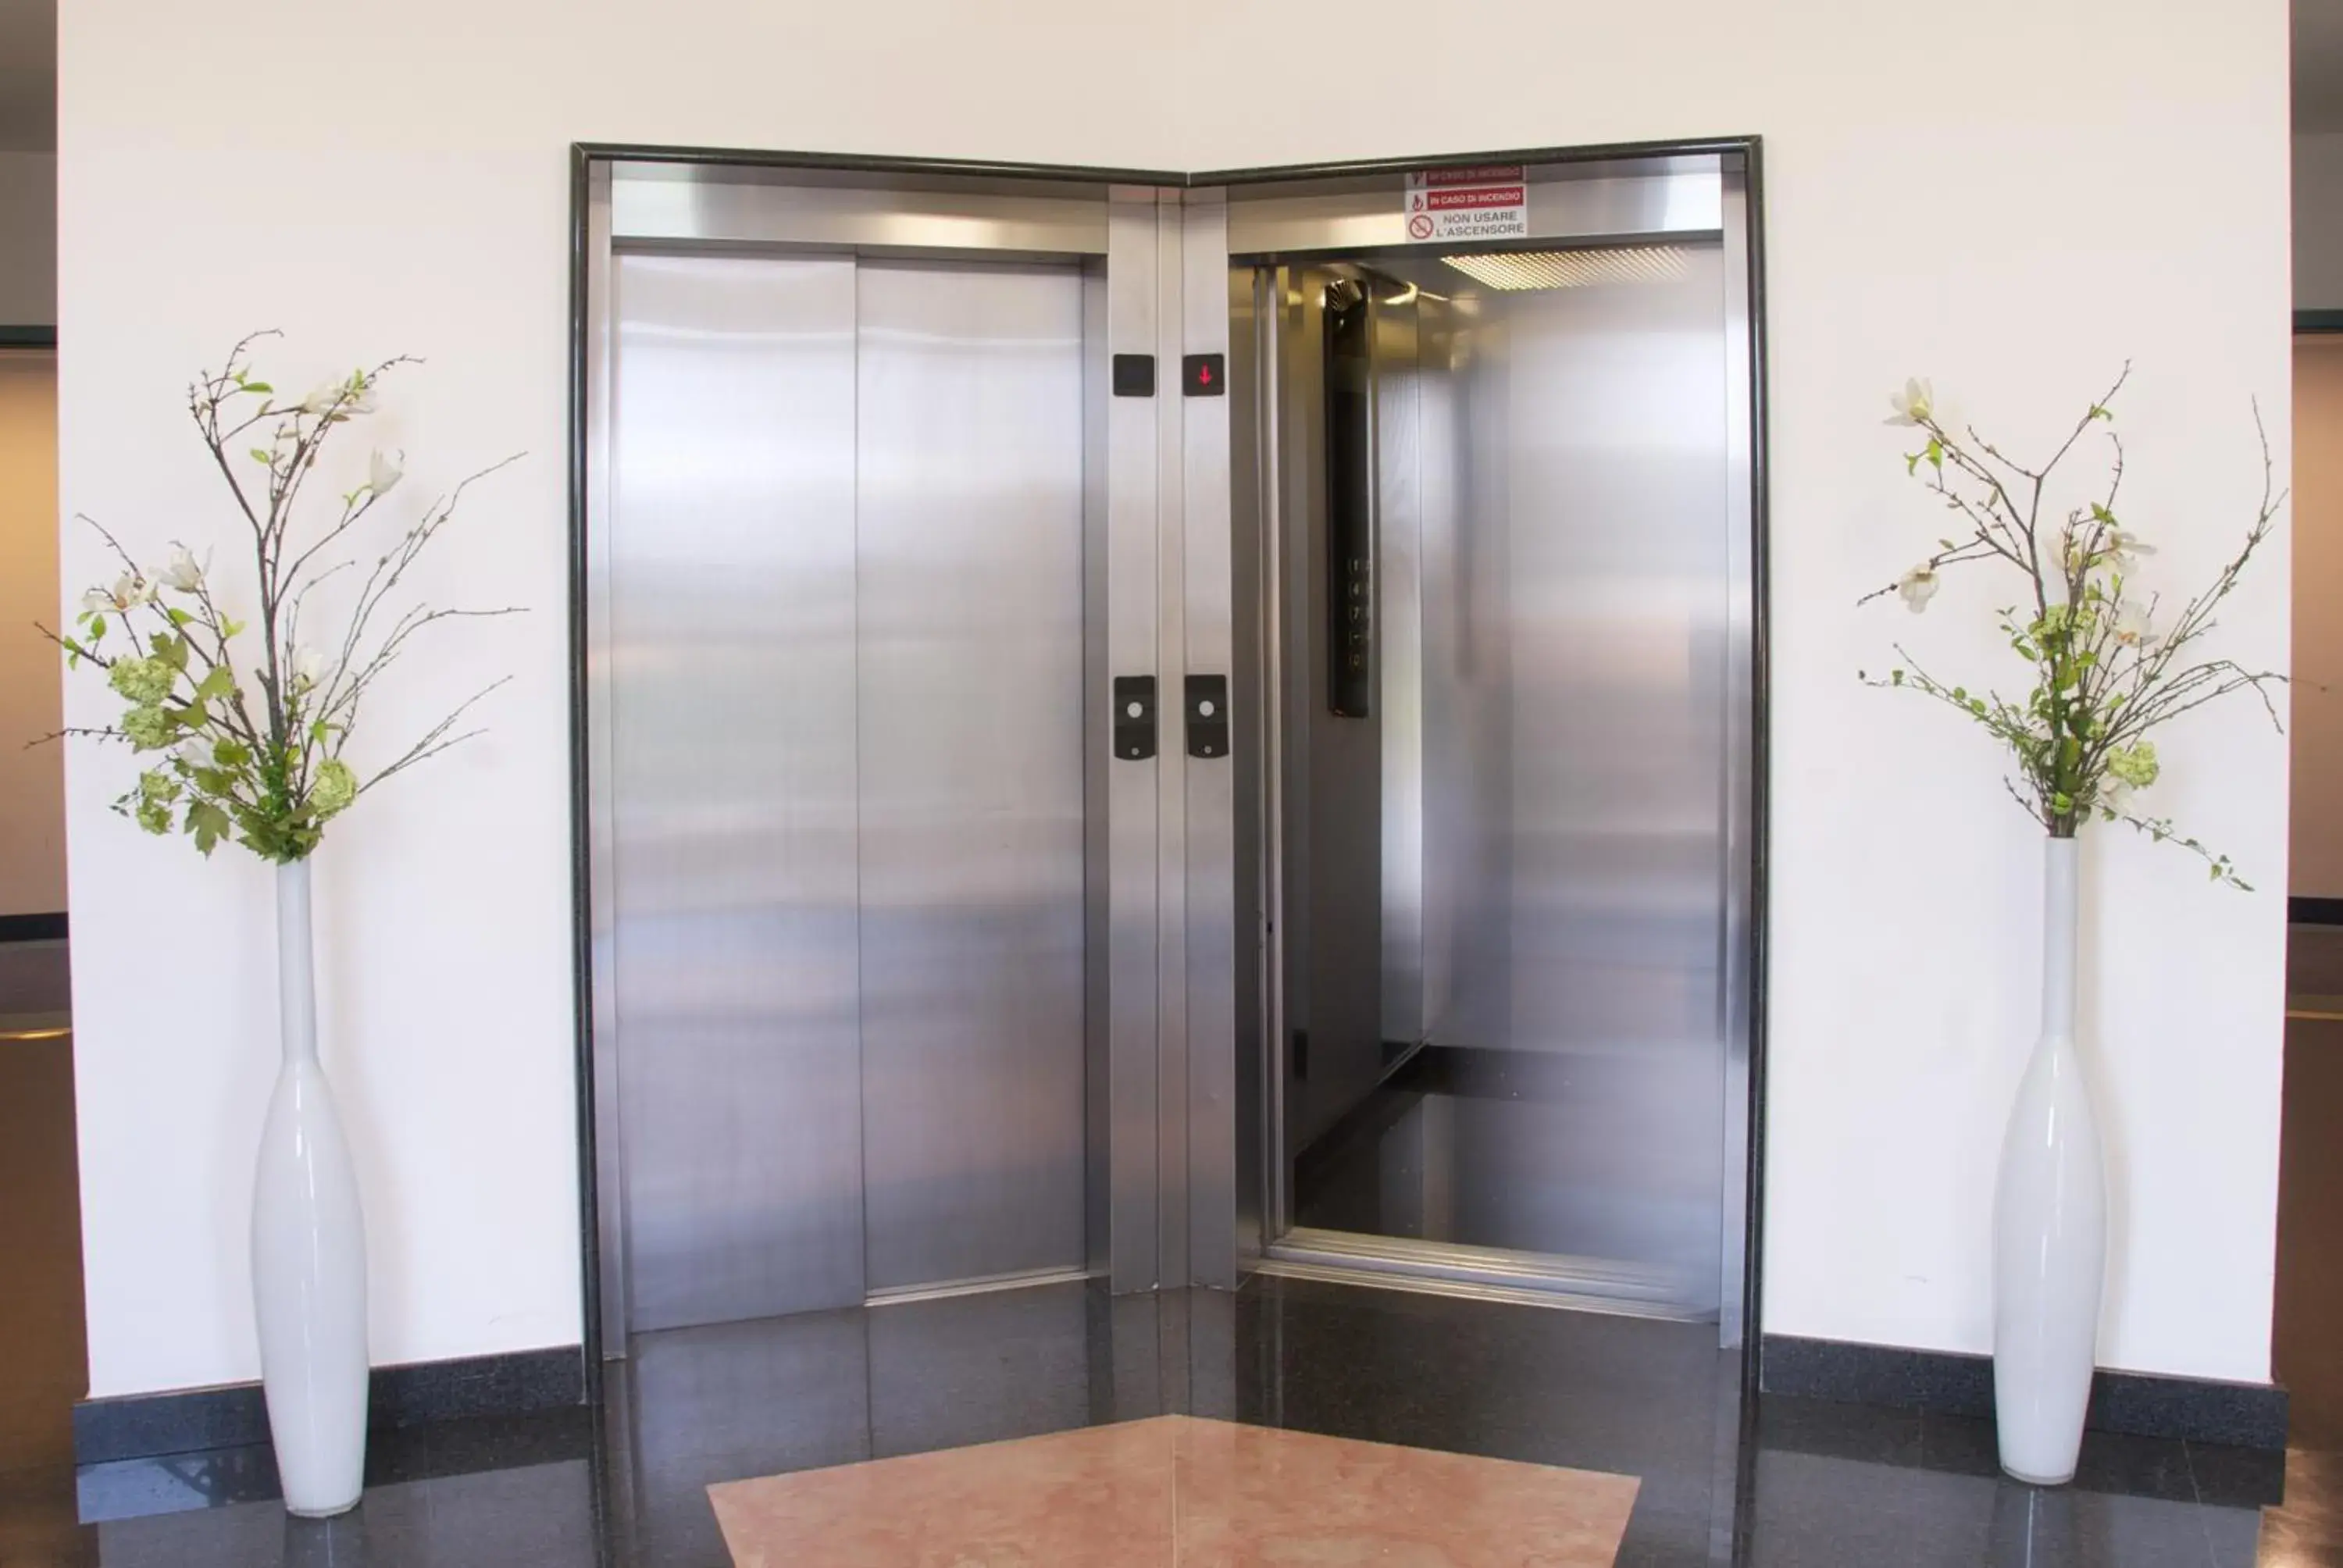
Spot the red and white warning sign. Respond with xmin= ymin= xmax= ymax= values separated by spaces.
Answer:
xmin=1403 ymin=166 xmax=1528 ymax=242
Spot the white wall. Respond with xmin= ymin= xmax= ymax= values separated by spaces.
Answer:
xmin=0 ymin=151 xmax=55 ymax=325
xmin=59 ymin=0 xmax=2290 ymax=1397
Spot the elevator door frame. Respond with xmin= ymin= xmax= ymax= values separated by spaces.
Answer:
xmin=565 ymin=138 xmax=1771 ymax=1393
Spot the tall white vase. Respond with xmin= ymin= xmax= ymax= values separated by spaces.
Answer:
xmin=251 ymin=856 xmax=369 ymax=1517
xmin=1992 ymin=835 xmax=2107 ymax=1486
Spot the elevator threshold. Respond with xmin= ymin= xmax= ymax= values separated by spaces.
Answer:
xmin=1260 ymin=1228 xmax=1714 ymax=1323
xmin=864 ymin=1265 xmax=1096 ymax=1310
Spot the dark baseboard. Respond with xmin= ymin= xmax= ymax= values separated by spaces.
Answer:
xmin=0 ymin=325 xmax=55 ymax=349
xmin=2291 ymin=896 xmax=2343 ymax=926
xmin=0 ymin=911 xmax=66 ymax=943
xmin=73 ymin=1345 xmax=586 ymax=1465
xmin=1760 ymin=1335 xmax=2288 ymax=1451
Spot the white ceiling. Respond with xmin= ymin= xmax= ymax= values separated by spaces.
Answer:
xmin=0 ymin=0 xmax=52 ymax=152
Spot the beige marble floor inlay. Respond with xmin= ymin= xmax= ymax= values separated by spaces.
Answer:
xmin=709 ymin=1414 xmax=1639 ymax=1566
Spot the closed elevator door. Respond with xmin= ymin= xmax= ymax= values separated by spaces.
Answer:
xmin=608 ymin=251 xmax=1089 ymax=1333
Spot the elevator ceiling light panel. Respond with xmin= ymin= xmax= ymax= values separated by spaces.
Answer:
xmin=1439 ymin=246 xmax=1690 ymax=291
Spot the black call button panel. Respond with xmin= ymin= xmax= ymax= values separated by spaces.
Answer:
xmin=1182 ymin=353 xmax=1225 ymax=397
xmin=1112 ymin=354 xmax=1156 ymax=397
xmin=1112 ymin=675 xmax=1157 ymax=760
xmin=1185 ymin=675 xmax=1229 ymax=759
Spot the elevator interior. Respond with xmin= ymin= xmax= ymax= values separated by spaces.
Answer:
xmin=1232 ymin=232 xmax=1753 ymax=1323
xmin=580 ymin=149 xmax=1759 ymax=1359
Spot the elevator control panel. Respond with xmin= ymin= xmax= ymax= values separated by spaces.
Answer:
xmin=1112 ymin=675 xmax=1157 ymax=760
xmin=1111 ymin=354 xmax=1156 ymax=397
xmin=1185 ymin=675 xmax=1229 ymax=758
xmin=1182 ymin=353 xmax=1225 ymax=397
xmin=1325 ymin=281 xmax=1374 ymax=718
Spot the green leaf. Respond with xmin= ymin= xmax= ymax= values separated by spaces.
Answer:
xmin=242 ymin=380 xmax=273 ymax=394
xmin=220 ymin=617 xmax=245 ymax=640
xmin=187 ymin=800 xmax=231 ymax=856
xmin=166 ymin=607 xmax=192 ymax=625
xmin=249 ymin=447 xmax=274 ymax=465
xmin=1925 ymin=437 xmax=1943 ymax=471
xmin=195 ymin=665 xmax=234 ymax=702
xmin=88 ymin=614 xmax=105 ymax=639
xmin=1905 ymin=452 xmax=1922 ymax=477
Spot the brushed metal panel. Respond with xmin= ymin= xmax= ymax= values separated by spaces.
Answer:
xmin=1105 ymin=194 xmax=1163 ymax=1293
xmin=1180 ymin=192 xmax=1238 ymax=1289
xmin=1375 ymin=284 xmax=1427 ymax=1049
xmin=583 ymin=163 xmax=629 ymax=1357
xmin=1228 ymin=262 xmax=1271 ymax=1270
xmin=1152 ymin=191 xmax=1192 ymax=1291
xmin=1485 ymin=249 xmax=1730 ymax=1311
xmin=608 ymin=251 xmax=866 ymax=1330
xmin=1717 ymin=167 xmax=1758 ymax=1349
xmin=1226 ymin=163 xmax=1724 ymax=260
xmin=1279 ymin=268 xmax=1388 ymax=1160
xmin=855 ymin=258 xmax=1089 ymax=1293
xmin=611 ymin=166 xmax=1110 ymax=255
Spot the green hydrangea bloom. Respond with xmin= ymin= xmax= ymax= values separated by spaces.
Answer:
xmin=106 ymin=657 xmax=175 ymax=706
xmin=2106 ymin=741 xmax=2160 ymax=790
xmin=120 ymin=704 xmax=174 ymax=750
xmin=131 ymin=768 xmax=177 ymax=834
xmin=310 ymin=757 xmax=358 ymax=818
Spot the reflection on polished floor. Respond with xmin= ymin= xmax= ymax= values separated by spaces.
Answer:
xmin=9 ymin=1274 xmax=2319 ymax=1567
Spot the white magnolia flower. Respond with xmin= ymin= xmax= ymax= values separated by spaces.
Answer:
xmin=162 ymin=545 xmax=204 ymax=592
xmin=368 ymin=450 xmax=403 ymax=497
xmin=1896 ymin=565 xmax=1941 ymax=613
xmin=2099 ymin=779 xmax=2132 ymax=815
xmin=173 ymin=737 xmax=214 ymax=769
xmin=80 ymin=586 xmax=113 ymax=615
xmin=291 ymin=645 xmax=325 ymax=689
xmin=2106 ymin=529 xmax=2156 ymax=569
xmin=109 ymin=572 xmax=155 ymax=609
xmin=298 ymin=376 xmax=375 ymax=418
xmin=2113 ymin=602 xmax=2157 ymax=650
xmin=1885 ymin=378 xmax=1935 ymax=427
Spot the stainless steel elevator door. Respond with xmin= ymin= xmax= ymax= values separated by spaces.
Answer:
xmin=610 ymin=252 xmax=866 ymax=1331
xmin=854 ymin=261 xmax=1088 ymax=1294
xmin=608 ymin=252 xmax=1089 ymax=1333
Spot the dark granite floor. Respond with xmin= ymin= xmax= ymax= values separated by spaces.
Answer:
xmin=0 ymin=1274 xmax=2313 ymax=1566
xmin=5 ymin=928 xmax=2343 ymax=1563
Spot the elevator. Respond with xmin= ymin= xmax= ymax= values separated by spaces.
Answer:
xmin=580 ymin=148 xmax=1761 ymax=1357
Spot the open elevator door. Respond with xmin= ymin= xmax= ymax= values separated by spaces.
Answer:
xmin=1219 ymin=155 xmax=1760 ymax=1342
xmin=583 ymin=165 xmax=1239 ymax=1352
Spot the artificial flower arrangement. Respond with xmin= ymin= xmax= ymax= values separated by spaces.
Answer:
xmin=1862 ymin=367 xmax=2283 ymax=886
xmin=47 ymin=333 xmax=518 ymax=860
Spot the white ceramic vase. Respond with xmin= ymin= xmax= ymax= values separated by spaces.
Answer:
xmin=251 ymin=856 xmax=369 ymax=1516
xmin=1991 ymin=835 xmax=2107 ymax=1486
